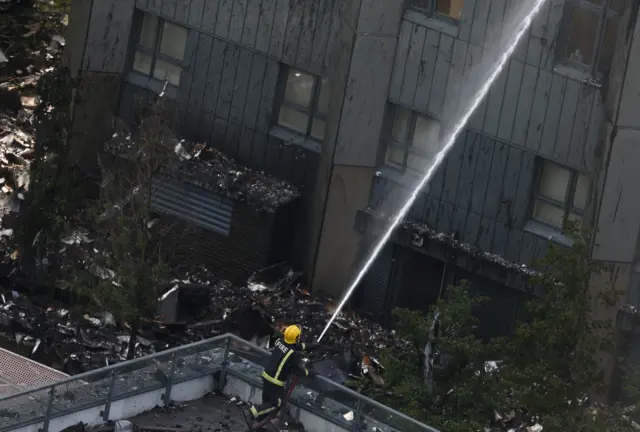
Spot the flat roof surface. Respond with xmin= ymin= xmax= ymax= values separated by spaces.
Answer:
xmin=129 ymin=394 xmax=251 ymax=432
xmin=0 ymin=347 xmax=68 ymax=396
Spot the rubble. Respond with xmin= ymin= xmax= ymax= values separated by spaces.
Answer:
xmin=104 ymin=134 xmax=300 ymax=212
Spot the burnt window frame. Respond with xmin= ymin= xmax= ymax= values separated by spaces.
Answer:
xmin=530 ymin=159 xmax=590 ymax=230
xmin=410 ymin=0 xmax=464 ymax=23
xmin=556 ymin=0 xmax=624 ymax=77
xmin=274 ymin=66 xmax=330 ymax=143
xmin=383 ymin=104 xmax=442 ymax=174
xmin=131 ymin=11 xmax=188 ymax=88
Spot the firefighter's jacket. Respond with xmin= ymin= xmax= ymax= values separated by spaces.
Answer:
xmin=261 ymin=338 xmax=310 ymax=387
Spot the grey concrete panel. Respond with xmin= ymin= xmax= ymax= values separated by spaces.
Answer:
xmin=428 ymin=33 xmax=453 ymax=118
xmin=567 ymin=84 xmax=594 ymax=168
xmin=186 ymin=33 xmax=214 ymax=132
xmin=511 ymin=149 xmax=535 ymax=227
xmin=296 ymin=0 xmax=320 ymax=69
xmin=617 ymin=13 xmax=640 ymax=129
xmin=504 ymin=229 xmax=523 ymax=263
xmin=400 ymin=25 xmax=426 ymax=106
xmin=225 ymin=121 xmax=242 ymax=155
xmin=309 ymin=0 xmax=335 ymax=74
xmin=201 ymin=39 xmax=226 ymax=114
xmin=479 ymin=216 xmax=496 ymax=252
xmin=230 ymin=48 xmax=253 ymax=124
xmin=228 ymin=0 xmax=248 ymax=43
xmin=216 ymin=43 xmax=240 ymax=120
xmin=149 ymin=0 xmax=163 ymax=14
xmin=136 ymin=0 xmax=148 ymax=9
xmin=524 ymin=68 xmax=552 ymax=152
xmin=443 ymin=38 xmax=469 ymax=122
xmin=389 ymin=20 xmax=412 ymax=102
xmin=519 ymin=231 xmax=537 ymax=264
xmin=162 ymin=0 xmax=177 ymax=18
xmin=467 ymin=44 xmax=486 ymax=130
xmin=175 ymin=25 xmax=200 ymax=127
xmin=282 ymin=1 xmax=304 ymax=65
xmin=190 ymin=0 xmax=207 ymax=29
xmin=453 ymin=131 xmax=478 ymax=210
xmin=542 ymin=0 xmax=564 ymax=70
xmin=335 ymin=35 xmax=396 ymax=167
xmin=356 ymin=0 xmax=404 ymax=35
xmin=470 ymin=137 xmax=494 ymax=215
xmin=83 ymin=0 xmax=135 ymax=73
xmin=174 ymin=0 xmax=190 ymax=22
xmin=450 ymin=205 xmax=467 ymax=237
xmin=269 ymin=0 xmax=290 ymax=57
xmin=413 ymin=29 xmax=439 ymax=113
xmin=436 ymin=201 xmax=454 ymax=234
xmin=427 ymin=145 xmax=447 ymax=200
xmin=484 ymin=60 xmax=508 ymax=137
xmin=256 ymin=59 xmax=279 ymax=132
xmin=539 ymin=73 xmax=566 ymax=158
xmin=215 ymin=0 xmax=234 ymax=39
xmin=526 ymin=0 xmax=550 ymax=65
xmin=251 ymin=131 xmax=267 ymax=167
xmin=583 ymin=91 xmax=603 ymax=171
xmin=458 ymin=0 xmax=476 ymax=42
xmin=555 ymin=78 xmax=580 ymax=162
xmin=469 ymin=0 xmax=490 ymax=48
xmin=463 ymin=212 xmax=481 ymax=246
xmin=255 ymin=0 xmax=276 ymax=53
xmin=484 ymin=141 xmax=509 ymax=220
xmin=485 ymin=0 xmax=506 ymax=47
xmin=492 ymin=221 xmax=509 ymax=257
xmin=237 ymin=126 xmax=255 ymax=164
xmin=497 ymin=145 xmax=523 ymax=224
xmin=243 ymin=53 xmax=268 ymax=129
xmin=511 ymin=64 xmax=538 ymax=147
xmin=424 ymin=196 xmax=440 ymax=228
xmin=496 ymin=59 xmax=524 ymax=141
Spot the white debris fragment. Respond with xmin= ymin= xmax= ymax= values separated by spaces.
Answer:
xmin=61 ymin=230 xmax=93 ymax=245
xmin=527 ymin=424 xmax=543 ymax=432
xmin=247 ymin=282 xmax=268 ymax=292
xmin=174 ymin=141 xmax=192 ymax=160
xmin=159 ymin=284 xmax=179 ymax=301
xmin=229 ymin=397 xmax=237 ymax=403
xmin=343 ymin=411 xmax=354 ymax=421
xmin=0 ymin=49 xmax=7 ymax=64
xmin=0 ymin=229 xmax=13 ymax=238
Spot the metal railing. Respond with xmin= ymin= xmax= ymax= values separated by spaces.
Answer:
xmin=0 ymin=333 xmax=439 ymax=432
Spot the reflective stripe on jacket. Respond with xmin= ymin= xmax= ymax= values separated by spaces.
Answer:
xmin=262 ymin=338 xmax=309 ymax=387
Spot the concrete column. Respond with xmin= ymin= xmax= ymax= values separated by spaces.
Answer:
xmin=311 ymin=0 xmax=404 ymax=298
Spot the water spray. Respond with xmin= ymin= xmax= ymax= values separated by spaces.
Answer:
xmin=318 ymin=0 xmax=549 ymax=342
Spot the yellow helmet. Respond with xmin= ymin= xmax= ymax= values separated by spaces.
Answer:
xmin=283 ymin=325 xmax=302 ymax=344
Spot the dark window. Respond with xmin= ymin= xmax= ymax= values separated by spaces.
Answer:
xmin=276 ymin=68 xmax=330 ymax=142
xmin=132 ymin=12 xmax=188 ymax=87
xmin=532 ymin=160 xmax=590 ymax=229
xmin=559 ymin=0 xmax=624 ymax=76
xmin=412 ymin=0 xmax=464 ymax=21
xmin=384 ymin=105 xmax=441 ymax=174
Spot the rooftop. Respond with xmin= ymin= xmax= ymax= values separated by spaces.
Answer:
xmin=0 ymin=347 xmax=67 ymax=397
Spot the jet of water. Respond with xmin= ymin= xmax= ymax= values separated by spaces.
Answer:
xmin=319 ymin=0 xmax=550 ymax=342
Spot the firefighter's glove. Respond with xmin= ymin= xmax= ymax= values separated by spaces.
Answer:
xmin=304 ymin=342 xmax=321 ymax=351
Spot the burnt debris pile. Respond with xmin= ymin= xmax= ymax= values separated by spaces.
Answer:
xmin=104 ymin=132 xmax=300 ymax=212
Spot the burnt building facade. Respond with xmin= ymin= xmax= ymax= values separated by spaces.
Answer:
xmin=65 ymin=0 xmax=640 ymax=393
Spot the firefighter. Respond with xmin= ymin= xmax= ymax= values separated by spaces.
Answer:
xmin=243 ymin=324 xmax=319 ymax=428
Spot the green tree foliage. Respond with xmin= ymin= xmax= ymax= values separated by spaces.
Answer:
xmin=361 ymin=228 xmax=638 ymax=431
xmin=73 ymin=96 xmax=179 ymax=359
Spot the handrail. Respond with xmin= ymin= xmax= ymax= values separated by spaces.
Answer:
xmin=0 ymin=333 xmax=439 ymax=432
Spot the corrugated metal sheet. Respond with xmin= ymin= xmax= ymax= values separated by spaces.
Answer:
xmin=0 ymin=347 xmax=68 ymax=397
xmin=151 ymin=177 xmax=233 ymax=236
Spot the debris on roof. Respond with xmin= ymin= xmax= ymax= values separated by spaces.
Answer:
xmin=104 ymin=134 xmax=300 ymax=212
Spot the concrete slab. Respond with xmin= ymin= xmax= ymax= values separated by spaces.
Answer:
xmin=129 ymin=394 xmax=248 ymax=432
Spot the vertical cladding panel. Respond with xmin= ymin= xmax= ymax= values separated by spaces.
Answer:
xmin=83 ymin=0 xmax=134 ymax=73
xmin=215 ymin=0 xmax=234 ymax=39
xmin=519 ymin=231 xmax=537 ymax=264
xmin=457 ymin=0 xmax=476 ymax=42
xmin=199 ymin=0 xmax=217 ymax=32
xmin=478 ymin=216 xmax=495 ymax=252
xmin=269 ymin=0 xmax=290 ymax=57
xmin=230 ymin=48 xmax=253 ymax=124
xmin=389 ymin=21 xmax=412 ymax=102
xmin=539 ymin=73 xmax=566 ymax=158
xmin=216 ymin=44 xmax=240 ymax=121
xmin=438 ymin=132 xmax=466 ymax=205
xmin=497 ymin=60 xmax=524 ymax=142
xmin=453 ymin=132 xmax=478 ymax=210
xmin=567 ymin=84 xmax=595 ymax=168
xmin=542 ymin=0 xmax=564 ymax=70
xmin=485 ymin=0 xmax=506 ymax=46
xmin=496 ymin=146 xmax=522 ymax=225
xmin=187 ymin=0 xmax=206 ymax=29
xmin=201 ymin=39 xmax=226 ymax=115
xmin=400 ymin=25 xmax=426 ymax=107
xmin=506 ymin=0 xmax=529 ymax=62
xmin=526 ymin=0 xmax=551 ymax=67
xmin=244 ymin=53 xmax=268 ymax=129
xmin=175 ymin=27 xmax=199 ymax=128
xmin=436 ymin=201 xmax=454 ymax=234
xmin=524 ymin=68 xmax=552 ymax=152
xmin=242 ymin=0 xmax=262 ymax=48
xmin=225 ymin=121 xmax=242 ymax=155
xmin=162 ymin=0 xmax=177 ymax=17
xmin=228 ymin=0 xmax=248 ymax=43
xmin=174 ymin=0 xmax=190 ymax=22
xmin=256 ymin=59 xmax=279 ymax=132
xmin=466 ymin=44 xmax=485 ymax=130
xmin=136 ymin=0 xmax=148 ymax=9
xmin=470 ymin=137 xmax=494 ymax=216
xmin=186 ymin=34 xmax=214 ymax=133
xmin=492 ymin=222 xmax=509 ymax=256
xmin=362 ymin=244 xmax=394 ymax=318
xmin=485 ymin=141 xmax=509 ymax=220
xmin=427 ymin=150 xmax=446 ymax=200
xmin=444 ymin=38 xmax=469 ymax=120
xmin=463 ymin=212 xmax=481 ymax=246
xmin=256 ymin=0 xmax=276 ymax=53
xmin=511 ymin=64 xmax=538 ymax=147
xmin=198 ymin=113 xmax=215 ymax=142
xmin=555 ymin=78 xmax=579 ymax=162
xmin=469 ymin=0 xmax=490 ymax=48
xmin=282 ymin=1 xmax=304 ymax=65
xmin=251 ymin=131 xmax=267 ymax=167
xmin=310 ymin=0 xmax=335 ymax=74
xmin=297 ymin=0 xmax=320 ymax=69
xmin=511 ymin=150 xmax=535 ymax=227
xmin=583 ymin=93 xmax=603 ymax=171
xmin=428 ymin=33 xmax=453 ymax=118
xmin=424 ymin=196 xmax=440 ymax=228
xmin=450 ymin=204 xmax=466 ymax=236
xmin=149 ymin=0 xmax=163 ymax=13
xmin=238 ymin=127 xmax=255 ymax=166
xmin=484 ymin=60 xmax=509 ymax=137
xmin=505 ymin=229 xmax=523 ymax=262
xmin=414 ymin=29 xmax=439 ymax=113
